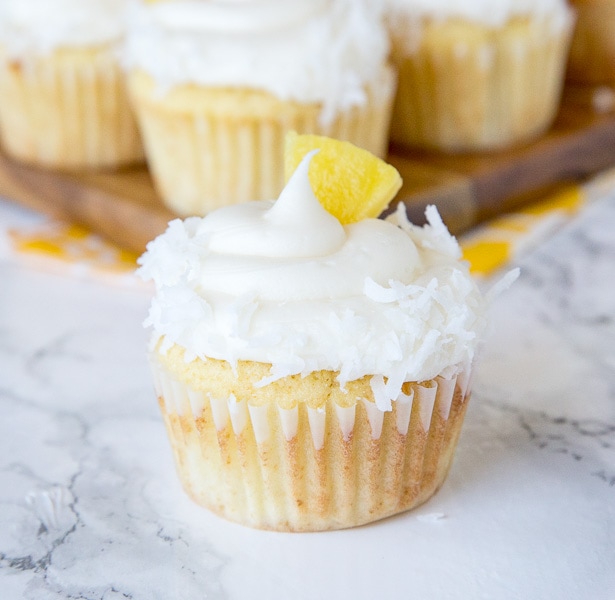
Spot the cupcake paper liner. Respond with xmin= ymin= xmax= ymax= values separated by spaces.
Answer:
xmin=0 ymin=45 xmax=144 ymax=169
xmin=389 ymin=16 xmax=573 ymax=152
xmin=150 ymin=354 xmax=472 ymax=532
xmin=128 ymin=68 xmax=395 ymax=216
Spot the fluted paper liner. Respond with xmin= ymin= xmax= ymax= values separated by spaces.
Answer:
xmin=128 ymin=68 xmax=395 ymax=216
xmin=389 ymin=15 xmax=573 ymax=152
xmin=0 ymin=45 xmax=144 ymax=169
xmin=150 ymin=355 xmax=472 ymax=532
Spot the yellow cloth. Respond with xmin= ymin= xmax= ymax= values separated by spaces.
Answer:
xmin=461 ymin=186 xmax=584 ymax=277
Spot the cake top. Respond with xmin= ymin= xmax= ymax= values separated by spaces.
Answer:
xmin=138 ymin=137 xmax=515 ymax=411
xmin=124 ymin=0 xmax=391 ymax=126
xmin=384 ymin=0 xmax=572 ymax=28
xmin=0 ymin=0 xmax=126 ymax=56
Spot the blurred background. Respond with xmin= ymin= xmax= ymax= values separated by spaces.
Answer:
xmin=0 ymin=0 xmax=614 ymax=279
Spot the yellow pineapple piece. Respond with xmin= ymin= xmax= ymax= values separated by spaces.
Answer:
xmin=284 ymin=132 xmax=402 ymax=224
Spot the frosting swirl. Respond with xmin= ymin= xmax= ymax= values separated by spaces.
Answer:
xmin=138 ymin=153 xmax=488 ymax=410
xmin=190 ymin=152 xmax=419 ymax=301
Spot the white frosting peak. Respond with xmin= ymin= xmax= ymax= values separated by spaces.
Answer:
xmin=138 ymin=163 xmax=489 ymax=410
xmin=262 ymin=150 xmax=346 ymax=257
xmin=201 ymin=151 xmax=346 ymax=260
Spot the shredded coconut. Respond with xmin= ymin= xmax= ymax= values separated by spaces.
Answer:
xmin=138 ymin=165 xmax=510 ymax=409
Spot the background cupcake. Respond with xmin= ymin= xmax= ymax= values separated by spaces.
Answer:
xmin=0 ymin=0 xmax=143 ymax=170
xmin=384 ymin=0 xmax=574 ymax=153
xmin=124 ymin=0 xmax=395 ymax=216
xmin=567 ymin=0 xmax=615 ymax=85
xmin=137 ymin=138 xmax=503 ymax=531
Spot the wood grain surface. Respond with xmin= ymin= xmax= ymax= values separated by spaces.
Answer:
xmin=0 ymin=153 xmax=174 ymax=254
xmin=1 ymin=85 xmax=614 ymax=253
xmin=387 ymin=86 xmax=615 ymax=228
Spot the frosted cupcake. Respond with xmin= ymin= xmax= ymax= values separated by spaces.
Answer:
xmin=384 ymin=0 xmax=574 ymax=152
xmin=124 ymin=0 xmax=395 ymax=216
xmin=0 ymin=0 xmax=144 ymax=170
xmin=137 ymin=136 xmax=510 ymax=531
xmin=567 ymin=0 xmax=615 ymax=85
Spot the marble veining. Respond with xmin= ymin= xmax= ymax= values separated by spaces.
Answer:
xmin=0 ymin=194 xmax=614 ymax=599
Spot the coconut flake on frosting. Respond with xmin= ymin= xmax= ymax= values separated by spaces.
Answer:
xmin=124 ymin=0 xmax=390 ymax=126
xmin=0 ymin=0 xmax=127 ymax=57
xmin=138 ymin=153 xmax=492 ymax=410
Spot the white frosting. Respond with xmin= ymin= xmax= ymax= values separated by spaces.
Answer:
xmin=384 ymin=0 xmax=572 ymax=29
xmin=0 ymin=0 xmax=127 ymax=57
xmin=138 ymin=153 xmax=489 ymax=411
xmin=124 ymin=0 xmax=390 ymax=125
xmin=151 ymin=0 xmax=331 ymax=34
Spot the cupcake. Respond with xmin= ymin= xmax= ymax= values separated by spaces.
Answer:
xmin=124 ymin=0 xmax=395 ymax=216
xmin=567 ymin=0 xmax=615 ymax=85
xmin=137 ymin=135 xmax=509 ymax=531
xmin=384 ymin=0 xmax=574 ymax=152
xmin=0 ymin=0 xmax=144 ymax=170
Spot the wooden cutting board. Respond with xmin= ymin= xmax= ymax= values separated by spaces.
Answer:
xmin=1 ymin=85 xmax=614 ymax=254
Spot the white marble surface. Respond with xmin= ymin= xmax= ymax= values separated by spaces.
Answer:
xmin=0 ymin=194 xmax=614 ymax=600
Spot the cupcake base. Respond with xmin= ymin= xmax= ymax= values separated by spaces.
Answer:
xmin=128 ymin=68 xmax=395 ymax=216
xmin=388 ymin=15 xmax=573 ymax=153
xmin=0 ymin=44 xmax=144 ymax=170
xmin=150 ymin=351 xmax=471 ymax=532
